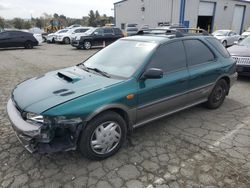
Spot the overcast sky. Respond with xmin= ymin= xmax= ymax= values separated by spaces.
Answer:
xmin=0 ymin=0 xmax=119 ymax=19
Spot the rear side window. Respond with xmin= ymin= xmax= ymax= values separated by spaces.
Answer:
xmin=183 ymin=39 xmax=215 ymax=66
xmin=114 ymin=28 xmax=123 ymax=35
xmin=206 ymin=37 xmax=230 ymax=58
xmin=148 ymin=41 xmax=187 ymax=73
xmin=104 ymin=28 xmax=114 ymax=34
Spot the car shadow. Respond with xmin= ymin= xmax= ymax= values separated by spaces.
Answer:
xmin=0 ymin=47 xmax=39 ymax=51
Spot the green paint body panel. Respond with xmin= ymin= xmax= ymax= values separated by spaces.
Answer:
xmin=11 ymin=35 xmax=236 ymax=126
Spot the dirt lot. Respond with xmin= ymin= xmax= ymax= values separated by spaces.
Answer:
xmin=0 ymin=44 xmax=250 ymax=188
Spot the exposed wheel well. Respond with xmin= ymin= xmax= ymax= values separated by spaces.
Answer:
xmin=86 ymin=108 xmax=132 ymax=132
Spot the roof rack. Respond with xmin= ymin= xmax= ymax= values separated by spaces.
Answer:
xmin=136 ymin=28 xmax=210 ymax=38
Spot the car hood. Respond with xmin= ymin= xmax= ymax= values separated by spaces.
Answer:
xmin=12 ymin=66 xmax=124 ymax=114
xmin=227 ymin=45 xmax=250 ymax=57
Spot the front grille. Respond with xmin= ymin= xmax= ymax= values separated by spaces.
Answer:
xmin=232 ymin=56 xmax=250 ymax=65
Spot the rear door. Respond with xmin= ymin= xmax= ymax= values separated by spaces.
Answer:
xmin=183 ymin=39 xmax=222 ymax=103
xmin=103 ymin=28 xmax=115 ymax=45
xmin=136 ymin=41 xmax=189 ymax=124
xmin=92 ymin=28 xmax=105 ymax=46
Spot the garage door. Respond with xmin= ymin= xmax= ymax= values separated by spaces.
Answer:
xmin=232 ymin=5 xmax=245 ymax=34
xmin=198 ymin=1 xmax=215 ymax=16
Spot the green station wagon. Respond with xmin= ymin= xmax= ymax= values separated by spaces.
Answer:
xmin=7 ymin=31 xmax=237 ymax=160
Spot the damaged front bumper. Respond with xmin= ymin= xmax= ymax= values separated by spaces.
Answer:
xmin=7 ymin=99 xmax=83 ymax=154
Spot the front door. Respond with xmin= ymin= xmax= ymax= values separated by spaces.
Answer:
xmin=136 ymin=41 xmax=189 ymax=124
xmin=92 ymin=28 xmax=105 ymax=47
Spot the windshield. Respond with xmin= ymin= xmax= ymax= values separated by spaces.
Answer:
xmin=58 ymin=29 xmax=68 ymax=33
xmin=85 ymin=28 xmax=96 ymax=35
xmin=239 ymin=36 xmax=250 ymax=46
xmin=213 ymin=30 xmax=228 ymax=36
xmin=82 ymin=40 xmax=157 ymax=79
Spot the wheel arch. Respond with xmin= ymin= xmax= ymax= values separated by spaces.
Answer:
xmin=84 ymin=104 xmax=135 ymax=132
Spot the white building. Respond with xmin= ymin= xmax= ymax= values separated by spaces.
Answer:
xmin=114 ymin=0 xmax=250 ymax=34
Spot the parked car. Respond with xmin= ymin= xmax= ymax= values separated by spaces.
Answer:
xmin=228 ymin=36 xmax=250 ymax=76
xmin=46 ymin=30 xmax=62 ymax=43
xmin=239 ymin=27 xmax=250 ymax=41
xmin=0 ymin=30 xmax=38 ymax=49
xmin=54 ymin=27 xmax=88 ymax=44
xmin=70 ymin=27 xmax=93 ymax=41
xmin=124 ymin=27 xmax=139 ymax=36
xmin=71 ymin=27 xmax=123 ymax=49
xmin=7 ymin=32 xmax=237 ymax=160
xmin=212 ymin=30 xmax=240 ymax=47
xmin=20 ymin=29 xmax=43 ymax=44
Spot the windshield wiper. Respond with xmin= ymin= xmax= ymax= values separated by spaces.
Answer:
xmin=79 ymin=64 xmax=110 ymax=78
xmin=87 ymin=67 xmax=111 ymax=78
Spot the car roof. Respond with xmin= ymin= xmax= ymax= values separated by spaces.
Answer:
xmin=121 ymin=34 xmax=211 ymax=45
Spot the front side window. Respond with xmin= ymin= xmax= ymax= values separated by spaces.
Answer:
xmin=94 ymin=28 xmax=103 ymax=35
xmin=148 ymin=41 xmax=187 ymax=73
xmin=183 ymin=39 xmax=215 ymax=66
xmin=83 ymin=40 xmax=157 ymax=78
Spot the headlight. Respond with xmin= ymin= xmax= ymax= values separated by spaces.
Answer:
xmin=26 ymin=112 xmax=44 ymax=124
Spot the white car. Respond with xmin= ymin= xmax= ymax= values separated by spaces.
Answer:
xmin=46 ymin=30 xmax=63 ymax=43
xmin=240 ymin=28 xmax=250 ymax=41
xmin=54 ymin=27 xmax=91 ymax=44
xmin=212 ymin=30 xmax=240 ymax=47
xmin=70 ymin=27 xmax=93 ymax=41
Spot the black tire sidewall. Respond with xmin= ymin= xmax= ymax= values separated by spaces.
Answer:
xmin=79 ymin=111 xmax=127 ymax=160
xmin=207 ymin=79 xmax=228 ymax=109
xmin=64 ymin=37 xmax=70 ymax=44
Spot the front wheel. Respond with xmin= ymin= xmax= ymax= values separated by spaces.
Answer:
xmin=63 ymin=37 xmax=70 ymax=44
xmin=83 ymin=41 xmax=92 ymax=50
xmin=78 ymin=111 xmax=127 ymax=160
xmin=205 ymin=79 xmax=228 ymax=109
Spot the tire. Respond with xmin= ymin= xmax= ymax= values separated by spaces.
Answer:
xmin=63 ymin=37 xmax=70 ymax=44
xmin=83 ymin=41 xmax=92 ymax=50
xmin=78 ymin=111 xmax=127 ymax=160
xmin=52 ymin=38 xmax=55 ymax=43
xmin=205 ymin=79 xmax=228 ymax=109
xmin=24 ymin=41 xmax=33 ymax=49
xmin=222 ymin=40 xmax=227 ymax=47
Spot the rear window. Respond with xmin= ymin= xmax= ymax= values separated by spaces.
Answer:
xmin=183 ymin=39 xmax=215 ymax=66
xmin=206 ymin=38 xmax=230 ymax=58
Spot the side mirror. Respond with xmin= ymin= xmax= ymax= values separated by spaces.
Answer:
xmin=141 ymin=68 xmax=163 ymax=80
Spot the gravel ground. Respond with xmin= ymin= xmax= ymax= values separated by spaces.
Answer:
xmin=0 ymin=44 xmax=250 ymax=188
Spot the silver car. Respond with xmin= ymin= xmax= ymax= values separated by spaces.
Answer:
xmin=212 ymin=30 xmax=240 ymax=47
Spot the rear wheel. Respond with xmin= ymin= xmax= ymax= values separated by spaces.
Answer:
xmin=78 ymin=111 xmax=127 ymax=160
xmin=63 ymin=37 xmax=70 ymax=44
xmin=24 ymin=41 xmax=33 ymax=49
xmin=205 ymin=79 xmax=228 ymax=109
xmin=83 ymin=41 xmax=92 ymax=50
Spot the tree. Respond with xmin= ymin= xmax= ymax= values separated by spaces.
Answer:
xmin=13 ymin=18 xmax=24 ymax=29
xmin=23 ymin=21 xmax=31 ymax=29
xmin=35 ymin=18 xmax=43 ymax=28
xmin=88 ymin=10 xmax=96 ymax=27
xmin=0 ymin=17 xmax=5 ymax=28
